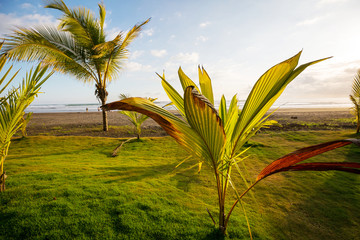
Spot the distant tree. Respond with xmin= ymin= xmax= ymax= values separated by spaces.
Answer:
xmin=1 ymin=0 xmax=150 ymax=131
xmin=350 ymin=70 xmax=360 ymax=133
xmin=0 ymin=42 xmax=53 ymax=191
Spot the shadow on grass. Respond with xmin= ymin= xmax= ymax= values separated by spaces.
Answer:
xmin=265 ymin=144 xmax=360 ymax=239
xmin=98 ymin=163 xmax=176 ymax=183
xmin=170 ymin=169 xmax=203 ymax=192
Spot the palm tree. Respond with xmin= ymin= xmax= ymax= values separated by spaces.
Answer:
xmin=102 ymin=52 xmax=360 ymax=235
xmin=0 ymin=43 xmax=53 ymax=191
xmin=1 ymin=0 xmax=150 ymax=131
xmin=350 ymin=70 xmax=360 ymax=133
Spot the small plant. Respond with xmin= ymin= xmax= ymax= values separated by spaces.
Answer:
xmin=20 ymin=112 xmax=33 ymax=137
xmin=110 ymin=95 xmax=156 ymax=156
xmin=0 ymin=41 xmax=53 ymax=191
xmin=103 ymin=51 xmax=360 ymax=236
xmin=118 ymin=94 xmax=155 ymax=140
xmin=350 ymin=70 xmax=360 ymax=133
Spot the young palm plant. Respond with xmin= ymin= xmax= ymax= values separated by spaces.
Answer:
xmin=1 ymin=0 xmax=150 ymax=131
xmin=0 ymin=44 xmax=53 ymax=191
xmin=110 ymin=95 xmax=156 ymax=157
xmin=102 ymin=51 xmax=360 ymax=235
xmin=118 ymin=94 xmax=156 ymax=140
xmin=350 ymin=70 xmax=360 ymax=133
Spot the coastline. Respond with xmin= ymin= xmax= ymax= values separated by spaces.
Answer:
xmin=24 ymin=108 xmax=355 ymax=138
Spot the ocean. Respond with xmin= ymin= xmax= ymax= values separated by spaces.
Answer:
xmin=26 ymin=99 xmax=352 ymax=113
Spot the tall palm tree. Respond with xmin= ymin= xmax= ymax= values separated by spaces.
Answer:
xmin=1 ymin=0 xmax=150 ymax=131
xmin=350 ymin=70 xmax=360 ymax=133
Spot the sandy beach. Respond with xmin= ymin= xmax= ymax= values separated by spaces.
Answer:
xmin=25 ymin=108 xmax=355 ymax=138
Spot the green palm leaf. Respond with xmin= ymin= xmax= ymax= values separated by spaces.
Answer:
xmin=231 ymin=52 xmax=331 ymax=156
xmin=350 ymin=70 xmax=360 ymax=133
xmin=178 ymin=67 xmax=200 ymax=92
xmin=158 ymin=72 xmax=185 ymax=116
xmin=184 ymin=86 xmax=226 ymax=167
xmin=1 ymin=62 xmax=52 ymax=191
xmin=198 ymin=66 xmax=214 ymax=104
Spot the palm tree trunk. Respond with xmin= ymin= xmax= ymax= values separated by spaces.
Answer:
xmin=215 ymin=173 xmax=227 ymax=234
xmin=219 ymin=203 xmax=226 ymax=234
xmin=357 ymin=110 xmax=360 ymax=134
xmin=100 ymin=95 xmax=108 ymax=131
xmin=102 ymin=107 xmax=108 ymax=131
xmin=0 ymin=172 xmax=5 ymax=192
xmin=0 ymin=142 xmax=10 ymax=192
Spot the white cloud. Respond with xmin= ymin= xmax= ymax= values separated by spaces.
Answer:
xmin=151 ymin=49 xmax=167 ymax=57
xmin=125 ymin=61 xmax=153 ymax=72
xmin=196 ymin=35 xmax=208 ymax=43
xmin=21 ymin=3 xmax=33 ymax=9
xmin=130 ymin=50 xmax=144 ymax=60
xmin=167 ymin=52 xmax=199 ymax=65
xmin=0 ymin=13 xmax=56 ymax=35
xmin=318 ymin=0 xmax=348 ymax=5
xmin=199 ymin=21 xmax=211 ymax=28
xmin=164 ymin=52 xmax=200 ymax=75
xmin=282 ymin=60 xmax=360 ymax=99
xmin=297 ymin=17 xmax=322 ymax=26
xmin=142 ymin=28 xmax=154 ymax=37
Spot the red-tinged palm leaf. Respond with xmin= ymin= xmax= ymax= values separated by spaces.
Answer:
xmin=278 ymin=162 xmax=360 ymax=174
xmin=256 ymin=139 xmax=360 ymax=181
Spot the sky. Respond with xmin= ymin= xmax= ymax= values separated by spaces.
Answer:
xmin=0 ymin=0 xmax=360 ymax=106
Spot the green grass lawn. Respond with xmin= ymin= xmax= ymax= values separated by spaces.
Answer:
xmin=1 ymin=130 xmax=359 ymax=239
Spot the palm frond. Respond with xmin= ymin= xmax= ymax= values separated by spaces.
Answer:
xmin=350 ymin=70 xmax=360 ymax=133
xmin=184 ymin=86 xmax=226 ymax=168
xmin=101 ymin=18 xmax=151 ymax=82
xmin=98 ymin=2 xmax=106 ymax=33
xmin=120 ymin=18 xmax=151 ymax=50
xmin=46 ymin=0 xmax=104 ymax=47
xmin=0 ymin=64 xmax=53 ymax=143
xmin=231 ymin=52 xmax=331 ymax=156
xmin=158 ymin=72 xmax=185 ymax=116
xmin=2 ymin=26 xmax=98 ymax=83
xmin=198 ymin=66 xmax=214 ymax=104
xmin=351 ymin=70 xmax=360 ymax=99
